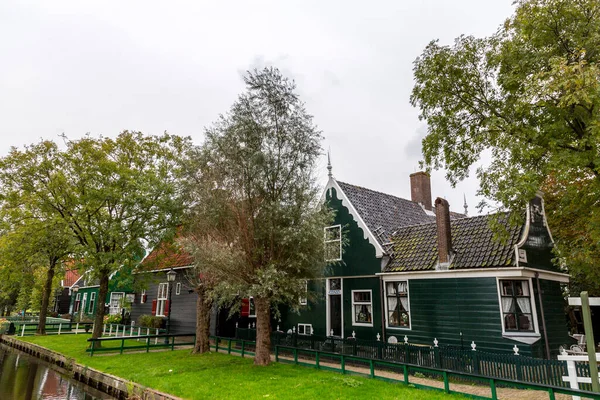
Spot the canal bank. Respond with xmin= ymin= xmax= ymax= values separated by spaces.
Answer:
xmin=0 ymin=345 xmax=109 ymax=400
xmin=0 ymin=336 xmax=181 ymax=400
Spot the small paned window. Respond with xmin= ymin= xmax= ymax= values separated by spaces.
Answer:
xmin=329 ymin=278 xmax=341 ymax=293
xmin=157 ymin=283 xmax=169 ymax=317
xmin=88 ymin=292 xmax=96 ymax=314
xmin=176 ymin=282 xmax=181 ymax=296
xmin=299 ymin=280 xmax=308 ymax=305
xmin=499 ymin=280 xmax=534 ymax=332
xmin=74 ymin=293 xmax=81 ymax=312
xmin=324 ymin=225 xmax=342 ymax=261
xmin=352 ymin=290 xmax=373 ymax=326
xmin=297 ymin=324 xmax=312 ymax=335
xmin=386 ymin=281 xmax=410 ymax=328
xmin=249 ymin=297 xmax=256 ymax=318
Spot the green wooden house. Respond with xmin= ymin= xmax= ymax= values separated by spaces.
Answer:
xmin=69 ymin=269 xmax=134 ymax=320
xmin=279 ymin=168 xmax=571 ymax=358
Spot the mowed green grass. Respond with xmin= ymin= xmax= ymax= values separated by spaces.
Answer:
xmin=18 ymin=335 xmax=467 ymax=400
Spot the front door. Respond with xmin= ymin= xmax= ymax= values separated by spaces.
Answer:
xmin=328 ymin=279 xmax=342 ymax=337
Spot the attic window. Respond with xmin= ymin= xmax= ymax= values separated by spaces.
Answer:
xmin=324 ymin=225 xmax=342 ymax=261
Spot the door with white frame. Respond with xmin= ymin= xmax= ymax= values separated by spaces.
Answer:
xmin=327 ymin=278 xmax=343 ymax=337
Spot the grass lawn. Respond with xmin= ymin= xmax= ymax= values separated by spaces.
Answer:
xmin=17 ymin=335 xmax=468 ymax=400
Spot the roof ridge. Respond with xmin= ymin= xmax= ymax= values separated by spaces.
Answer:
xmin=336 ymin=180 xmax=415 ymax=205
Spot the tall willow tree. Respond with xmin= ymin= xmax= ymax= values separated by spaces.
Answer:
xmin=186 ymin=67 xmax=332 ymax=365
xmin=0 ymin=132 xmax=189 ymax=341
xmin=411 ymin=0 xmax=600 ymax=292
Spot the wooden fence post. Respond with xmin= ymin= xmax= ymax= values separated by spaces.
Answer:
xmin=581 ymin=291 xmax=599 ymax=393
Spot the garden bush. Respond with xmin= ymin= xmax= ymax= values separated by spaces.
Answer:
xmin=138 ymin=314 xmax=163 ymax=329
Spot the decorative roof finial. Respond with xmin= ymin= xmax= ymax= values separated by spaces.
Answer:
xmin=463 ymin=193 xmax=468 ymax=217
xmin=327 ymin=150 xmax=333 ymax=178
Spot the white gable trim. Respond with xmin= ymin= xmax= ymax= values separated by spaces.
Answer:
xmin=377 ymin=267 xmax=569 ymax=283
xmin=514 ymin=194 xmax=555 ymax=267
xmin=322 ymin=177 xmax=385 ymax=258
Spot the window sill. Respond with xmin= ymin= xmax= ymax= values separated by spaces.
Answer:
xmin=386 ymin=326 xmax=411 ymax=331
xmin=352 ymin=322 xmax=373 ymax=327
xmin=502 ymin=333 xmax=541 ymax=345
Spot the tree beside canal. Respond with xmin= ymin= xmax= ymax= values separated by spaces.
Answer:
xmin=0 ymin=132 xmax=190 ymax=340
xmin=184 ymin=67 xmax=332 ymax=365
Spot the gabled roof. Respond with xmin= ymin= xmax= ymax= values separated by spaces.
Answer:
xmin=62 ymin=269 xmax=80 ymax=288
xmin=384 ymin=212 xmax=523 ymax=272
xmin=336 ymin=181 xmax=435 ymax=244
xmin=139 ymin=238 xmax=194 ymax=271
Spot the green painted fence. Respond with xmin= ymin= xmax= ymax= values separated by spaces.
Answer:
xmin=235 ymin=328 xmax=573 ymax=389
xmin=215 ymin=336 xmax=600 ymax=400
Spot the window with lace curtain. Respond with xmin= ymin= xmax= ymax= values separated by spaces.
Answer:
xmin=499 ymin=280 xmax=534 ymax=332
xmin=386 ymin=281 xmax=410 ymax=329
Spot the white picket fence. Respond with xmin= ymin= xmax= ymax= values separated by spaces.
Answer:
xmin=558 ymin=352 xmax=600 ymax=400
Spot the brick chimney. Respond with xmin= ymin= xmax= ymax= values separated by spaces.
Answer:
xmin=435 ymin=197 xmax=453 ymax=265
xmin=410 ymin=172 xmax=432 ymax=211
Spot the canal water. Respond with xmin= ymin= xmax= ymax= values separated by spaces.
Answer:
xmin=0 ymin=346 xmax=114 ymax=400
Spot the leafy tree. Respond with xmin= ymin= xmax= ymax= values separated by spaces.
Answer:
xmin=0 ymin=132 xmax=189 ymax=341
xmin=186 ymin=67 xmax=332 ymax=365
xmin=411 ymin=0 xmax=600 ymax=291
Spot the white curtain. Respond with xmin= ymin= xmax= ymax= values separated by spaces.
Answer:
xmin=388 ymin=297 xmax=398 ymax=312
xmin=516 ymin=298 xmax=531 ymax=314
xmin=400 ymin=297 xmax=409 ymax=312
xmin=502 ymin=297 xmax=514 ymax=313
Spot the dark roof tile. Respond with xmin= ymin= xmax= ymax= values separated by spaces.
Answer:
xmin=384 ymin=212 xmax=523 ymax=272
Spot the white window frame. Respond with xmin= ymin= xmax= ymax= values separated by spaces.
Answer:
xmin=324 ymin=224 xmax=342 ymax=261
xmin=74 ymin=293 xmax=81 ymax=312
xmin=248 ymin=297 xmax=256 ymax=318
xmin=81 ymin=293 xmax=87 ymax=315
xmin=88 ymin=292 xmax=96 ymax=314
xmin=297 ymin=323 xmax=313 ymax=335
xmin=496 ymin=278 xmax=540 ymax=337
xmin=140 ymin=289 xmax=146 ymax=304
xmin=175 ymin=282 xmax=181 ymax=296
xmin=157 ymin=283 xmax=169 ymax=317
xmin=299 ymin=280 xmax=308 ymax=305
xmin=325 ymin=278 xmax=344 ymax=338
xmin=384 ymin=280 xmax=411 ymax=331
xmin=109 ymin=292 xmax=125 ymax=315
xmin=351 ymin=289 xmax=373 ymax=327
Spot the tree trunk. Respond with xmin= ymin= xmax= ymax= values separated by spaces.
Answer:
xmin=37 ymin=261 xmax=56 ymax=335
xmin=193 ymin=286 xmax=213 ymax=354
xmin=90 ymin=271 xmax=110 ymax=348
xmin=253 ymin=296 xmax=271 ymax=366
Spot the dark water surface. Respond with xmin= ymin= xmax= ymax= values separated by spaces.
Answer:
xmin=0 ymin=347 xmax=114 ymax=400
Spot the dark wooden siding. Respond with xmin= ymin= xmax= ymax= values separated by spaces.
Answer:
xmin=130 ymin=270 xmax=197 ymax=335
xmin=326 ymin=187 xmax=382 ymax=277
xmin=531 ymin=279 xmax=572 ymax=357
xmin=55 ymin=288 xmax=71 ymax=315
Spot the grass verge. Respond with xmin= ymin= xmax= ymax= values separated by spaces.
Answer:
xmin=17 ymin=335 xmax=469 ymax=400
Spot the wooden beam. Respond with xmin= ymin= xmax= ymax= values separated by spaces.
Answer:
xmin=568 ymin=297 xmax=600 ymax=306
xmin=582 ymin=292 xmax=600 ymax=392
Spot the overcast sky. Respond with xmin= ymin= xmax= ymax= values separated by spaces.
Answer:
xmin=0 ymin=0 xmax=515 ymax=215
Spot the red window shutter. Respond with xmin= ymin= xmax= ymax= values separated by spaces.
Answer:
xmin=75 ymin=300 xmax=80 ymax=312
xmin=164 ymin=300 xmax=170 ymax=317
xmin=142 ymin=294 xmax=147 ymax=304
xmin=241 ymin=298 xmax=250 ymax=317
xmin=151 ymin=299 xmax=157 ymax=316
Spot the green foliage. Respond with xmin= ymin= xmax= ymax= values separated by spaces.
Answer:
xmin=0 ymin=132 xmax=191 ymax=335
xmin=411 ymin=0 xmax=600 ymax=292
xmin=183 ymin=67 xmax=333 ymax=308
xmin=103 ymin=314 xmax=122 ymax=324
xmin=137 ymin=314 xmax=163 ymax=329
